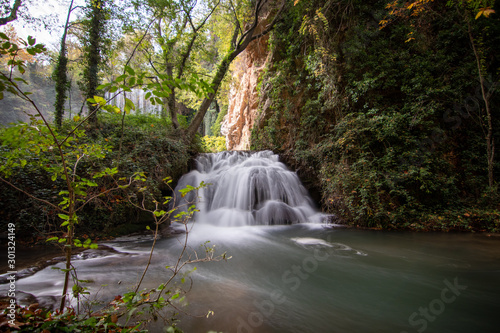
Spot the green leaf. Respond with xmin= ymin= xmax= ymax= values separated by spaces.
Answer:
xmin=47 ymin=237 xmax=59 ymax=242
xmin=27 ymin=36 xmax=36 ymax=46
xmin=125 ymin=66 xmax=135 ymax=76
xmin=116 ymin=74 xmax=127 ymax=82
xmin=90 ymin=243 xmax=98 ymax=249
xmin=124 ymin=97 xmax=135 ymax=114
xmin=58 ymin=238 xmax=67 ymax=243
xmin=13 ymin=77 xmax=27 ymax=84
xmin=97 ymin=83 xmax=111 ymax=90
xmin=94 ymin=95 xmax=107 ymax=106
xmin=58 ymin=214 xmax=70 ymax=220
xmin=179 ymin=185 xmax=196 ymax=197
xmin=153 ymin=210 xmax=166 ymax=217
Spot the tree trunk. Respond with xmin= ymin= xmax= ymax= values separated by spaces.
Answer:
xmin=186 ymin=0 xmax=285 ymax=140
xmin=469 ymin=23 xmax=495 ymax=188
xmin=54 ymin=0 xmax=74 ymax=128
xmin=166 ymin=64 xmax=179 ymax=129
xmin=85 ymin=0 xmax=105 ymax=127
xmin=187 ymin=55 xmax=234 ymax=139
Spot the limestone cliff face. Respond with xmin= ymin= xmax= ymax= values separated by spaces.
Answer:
xmin=221 ymin=27 xmax=269 ymax=150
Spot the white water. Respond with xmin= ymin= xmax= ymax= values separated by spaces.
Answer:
xmin=174 ymin=150 xmax=323 ymax=226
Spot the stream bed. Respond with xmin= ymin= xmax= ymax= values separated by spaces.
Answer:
xmin=2 ymin=224 xmax=499 ymax=333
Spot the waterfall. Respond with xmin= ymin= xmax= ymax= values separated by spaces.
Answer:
xmin=173 ymin=150 xmax=322 ymax=226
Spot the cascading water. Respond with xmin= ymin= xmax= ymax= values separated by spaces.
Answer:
xmin=174 ymin=150 xmax=323 ymax=226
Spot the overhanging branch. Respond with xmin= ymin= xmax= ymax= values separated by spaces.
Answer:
xmin=0 ymin=0 xmax=22 ymax=26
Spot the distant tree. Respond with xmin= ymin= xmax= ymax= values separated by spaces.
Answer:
xmin=122 ymin=0 xmax=284 ymax=139
xmin=53 ymin=0 xmax=76 ymax=128
xmin=80 ymin=0 xmax=109 ymax=127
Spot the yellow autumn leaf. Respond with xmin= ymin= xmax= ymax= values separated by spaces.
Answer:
xmin=482 ymin=8 xmax=495 ymax=17
xmin=476 ymin=7 xmax=495 ymax=19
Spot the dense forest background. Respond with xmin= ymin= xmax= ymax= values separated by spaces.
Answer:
xmin=0 ymin=0 xmax=499 ymax=239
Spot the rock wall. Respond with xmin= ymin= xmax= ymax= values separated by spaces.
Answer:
xmin=221 ymin=26 xmax=270 ymax=150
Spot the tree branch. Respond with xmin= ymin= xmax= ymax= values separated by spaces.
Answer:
xmin=177 ymin=0 xmax=220 ymax=79
xmin=249 ymin=0 xmax=286 ymax=42
xmin=186 ymin=0 xmax=285 ymax=139
xmin=124 ymin=16 xmax=157 ymax=70
xmin=229 ymin=0 xmax=243 ymax=37
xmin=0 ymin=0 xmax=22 ymax=26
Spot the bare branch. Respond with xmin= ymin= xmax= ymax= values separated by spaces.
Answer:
xmin=194 ymin=0 xmax=220 ymax=32
xmin=124 ymin=16 xmax=158 ymax=70
xmin=229 ymin=0 xmax=243 ymax=37
xmin=177 ymin=0 xmax=220 ymax=79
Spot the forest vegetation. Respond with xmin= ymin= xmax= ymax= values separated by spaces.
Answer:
xmin=251 ymin=0 xmax=500 ymax=231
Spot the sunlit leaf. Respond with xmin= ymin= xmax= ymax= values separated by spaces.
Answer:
xmin=93 ymin=95 xmax=107 ymax=106
xmin=125 ymin=66 xmax=135 ymax=76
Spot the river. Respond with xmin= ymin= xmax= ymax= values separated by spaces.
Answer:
xmin=1 ymin=151 xmax=499 ymax=332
